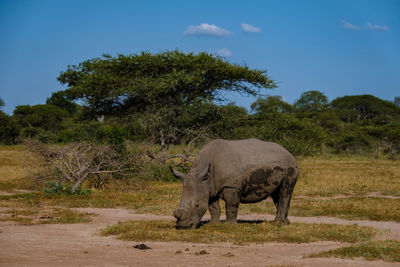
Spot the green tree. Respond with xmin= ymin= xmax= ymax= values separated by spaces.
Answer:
xmin=0 ymin=97 xmax=4 ymax=109
xmin=13 ymin=104 xmax=68 ymax=134
xmin=294 ymin=90 xmax=328 ymax=113
xmin=46 ymin=91 xmax=77 ymax=114
xmin=251 ymin=95 xmax=294 ymax=114
xmin=57 ymin=50 xmax=275 ymax=155
xmin=0 ymin=111 xmax=19 ymax=144
xmin=58 ymin=50 xmax=276 ymax=116
xmin=331 ymin=95 xmax=400 ymax=124
xmin=394 ymin=96 xmax=400 ymax=107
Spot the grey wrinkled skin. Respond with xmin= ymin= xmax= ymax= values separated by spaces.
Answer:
xmin=171 ymin=138 xmax=299 ymax=229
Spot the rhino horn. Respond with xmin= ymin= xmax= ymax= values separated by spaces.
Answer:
xmin=170 ymin=166 xmax=185 ymax=179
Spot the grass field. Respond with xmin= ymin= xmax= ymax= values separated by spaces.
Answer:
xmin=1 ymin=145 xmax=399 ymax=262
xmin=1 ymin=146 xmax=399 ymax=222
xmin=296 ymin=155 xmax=400 ymax=196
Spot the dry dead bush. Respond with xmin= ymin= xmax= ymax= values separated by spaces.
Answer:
xmin=25 ymin=140 xmax=137 ymax=192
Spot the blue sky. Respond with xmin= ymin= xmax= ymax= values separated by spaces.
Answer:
xmin=1 ymin=0 xmax=399 ymax=114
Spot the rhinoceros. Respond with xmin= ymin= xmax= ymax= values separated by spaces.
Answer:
xmin=170 ymin=138 xmax=298 ymax=229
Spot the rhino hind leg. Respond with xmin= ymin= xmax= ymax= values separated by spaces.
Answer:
xmin=271 ymin=168 xmax=298 ymax=224
xmin=209 ymin=198 xmax=221 ymax=223
xmin=222 ymin=188 xmax=240 ymax=224
xmin=271 ymin=188 xmax=291 ymax=224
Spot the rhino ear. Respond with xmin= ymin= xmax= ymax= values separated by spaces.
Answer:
xmin=198 ymin=163 xmax=211 ymax=181
xmin=170 ymin=166 xmax=185 ymax=180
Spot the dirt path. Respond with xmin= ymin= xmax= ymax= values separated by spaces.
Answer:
xmin=1 ymin=208 xmax=399 ymax=266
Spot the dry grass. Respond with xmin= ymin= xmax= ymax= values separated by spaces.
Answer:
xmin=101 ymin=220 xmax=377 ymax=244
xmin=0 ymin=145 xmax=38 ymax=192
xmin=308 ymin=240 xmax=400 ymax=262
xmin=0 ymin=184 xmax=181 ymax=215
xmin=290 ymin=198 xmax=400 ymax=222
xmin=1 ymin=145 xmax=399 ymax=223
xmin=295 ymin=155 xmax=400 ymax=196
xmin=0 ymin=145 xmax=32 ymax=182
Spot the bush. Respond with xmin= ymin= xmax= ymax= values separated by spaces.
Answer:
xmin=57 ymin=129 xmax=78 ymax=143
xmin=335 ymin=133 xmax=371 ymax=154
xmin=248 ymin=113 xmax=328 ymax=156
xmin=13 ymin=104 xmax=69 ymax=131
xmin=0 ymin=111 xmax=19 ymax=144
xmin=27 ymin=141 xmax=137 ymax=193
xmin=95 ymin=125 xmax=127 ymax=152
xmin=137 ymin=162 xmax=177 ymax=181
xmin=43 ymin=181 xmax=91 ymax=195
xmin=36 ymin=129 xmax=57 ymax=144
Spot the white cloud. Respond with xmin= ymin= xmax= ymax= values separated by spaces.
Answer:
xmin=184 ymin=23 xmax=231 ymax=37
xmin=342 ymin=20 xmax=360 ymax=30
xmin=216 ymin=48 xmax=232 ymax=58
xmin=241 ymin=23 xmax=261 ymax=33
xmin=367 ymin=22 xmax=389 ymax=31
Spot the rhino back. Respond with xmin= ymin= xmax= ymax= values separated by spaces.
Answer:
xmin=193 ymin=139 xmax=297 ymax=195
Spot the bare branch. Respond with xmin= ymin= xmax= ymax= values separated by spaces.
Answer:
xmin=27 ymin=142 xmax=136 ymax=193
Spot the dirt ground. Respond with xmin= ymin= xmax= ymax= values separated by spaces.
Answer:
xmin=1 ymin=206 xmax=400 ymax=267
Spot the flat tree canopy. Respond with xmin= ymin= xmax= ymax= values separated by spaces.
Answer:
xmin=331 ymin=94 xmax=400 ymax=123
xmin=57 ymin=50 xmax=276 ymax=115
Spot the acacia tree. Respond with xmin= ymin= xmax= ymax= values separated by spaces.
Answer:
xmin=58 ymin=51 xmax=275 ymax=114
xmin=58 ymin=50 xmax=275 ymax=158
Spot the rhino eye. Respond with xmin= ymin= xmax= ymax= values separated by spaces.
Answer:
xmin=195 ymin=204 xmax=199 ymax=208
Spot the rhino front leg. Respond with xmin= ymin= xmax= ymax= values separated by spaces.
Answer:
xmin=222 ymin=188 xmax=240 ymax=224
xmin=209 ymin=198 xmax=221 ymax=223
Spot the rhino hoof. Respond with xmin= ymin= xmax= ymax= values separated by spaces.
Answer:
xmin=272 ymin=218 xmax=290 ymax=225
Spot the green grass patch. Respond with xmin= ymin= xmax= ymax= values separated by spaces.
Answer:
xmin=101 ymin=220 xmax=377 ymax=244
xmin=309 ymin=240 xmax=400 ymax=262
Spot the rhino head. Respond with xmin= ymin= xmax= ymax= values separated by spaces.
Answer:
xmin=170 ymin=164 xmax=211 ymax=229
